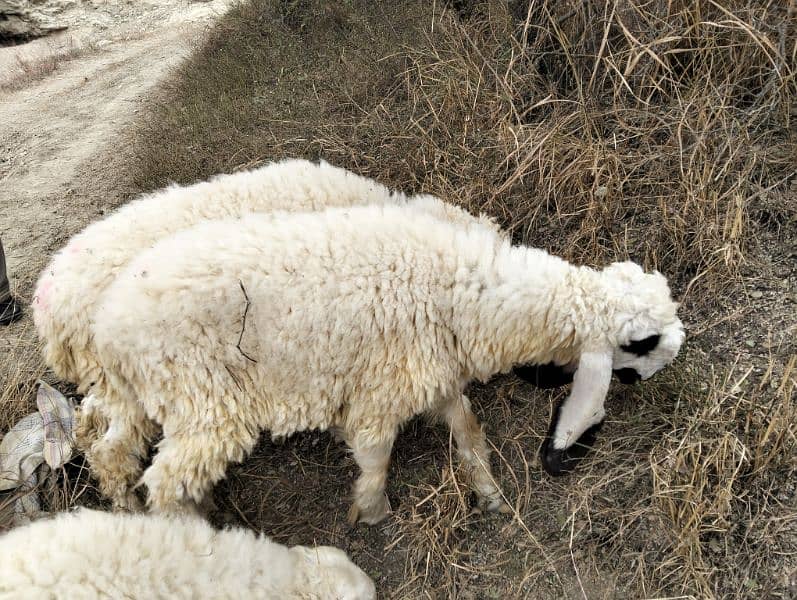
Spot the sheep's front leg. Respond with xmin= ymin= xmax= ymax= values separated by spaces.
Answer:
xmin=439 ymin=394 xmax=510 ymax=514
xmin=346 ymin=433 xmax=394 ymax=526
xmin=541 ymin=349 xmax=612 ymax=476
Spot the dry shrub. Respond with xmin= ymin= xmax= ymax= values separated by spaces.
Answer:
xmin=317 ymin=0 xmax=795 ymax=302
xmin=650 ymin=356 xmax=797 ymax=598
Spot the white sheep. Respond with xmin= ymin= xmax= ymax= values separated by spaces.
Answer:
xmin=0 ymin=508 xmax=376 ymax=600
xmin=86 ymin=204 xmax=684 ymax=523
xmin=32 ymin=158 xmax=497 ymax=394
xmin=31 ymin=158 xmax=499 ymax=507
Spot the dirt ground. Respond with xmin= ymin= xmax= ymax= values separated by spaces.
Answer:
xmin=0 ymin=0 xmax=233 ymax=283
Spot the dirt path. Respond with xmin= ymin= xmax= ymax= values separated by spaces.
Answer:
xmin=0 ymin=0 xmax=232 ymax=395
xmin=0 ymin=0 xmax=232 ymax=296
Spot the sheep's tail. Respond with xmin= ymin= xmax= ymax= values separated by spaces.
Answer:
xmin=31 ymin=254 xmax=101 ymax=392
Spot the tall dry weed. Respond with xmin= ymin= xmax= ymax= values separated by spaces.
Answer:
xmin=319 ymin=0 xmax=795 ymax=306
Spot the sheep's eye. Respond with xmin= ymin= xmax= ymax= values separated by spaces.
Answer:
xmin=621 ymin=334 xmax=660 ymax=356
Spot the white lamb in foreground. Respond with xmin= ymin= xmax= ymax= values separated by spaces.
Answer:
xmin=86 ymin=204 xmax=684 ymax=523
xmin=32 ymin=158 xmax=498 ymax=395
xmin=0 ymin=509 xmax=376 ymax=600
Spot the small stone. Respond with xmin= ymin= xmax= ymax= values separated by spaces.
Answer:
xmin=594 ymin=185 xmax=608 ymax=199
xmin=750 ymin=290 xmax=763 ymax=299
xmin=745 ymin=340 xmax=755 ymax=348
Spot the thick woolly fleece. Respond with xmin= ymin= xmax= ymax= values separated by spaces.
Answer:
xmin=31 ymin=158 xmax=498 ymax=394
xmin=0 ymin=509 xmax=376 ymax=600
xmin=90 ymin=204 xmax=682 ymax=512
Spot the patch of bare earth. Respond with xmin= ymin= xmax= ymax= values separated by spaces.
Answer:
xmin=0 ymin=0 xmax=233 ymax=399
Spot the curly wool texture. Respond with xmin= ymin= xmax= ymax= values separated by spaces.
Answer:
xmin=89 ymin=204 xmax=681 ymax=512
xmin=31 ymin=158 xmax=498 ymax=393
xmin=0 ymin=509 xmax=376 ymax=600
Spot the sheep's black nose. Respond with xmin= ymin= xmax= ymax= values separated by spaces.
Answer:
xmin=613 ymin=368 xmax=641 ymax=384
xmin=540 ymin=421 xmax=604 ymax=476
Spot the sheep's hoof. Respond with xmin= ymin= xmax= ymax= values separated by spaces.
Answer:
xmin=540 ymin=421 xmax=604 ymax=476
xmin=113 ymin=493 xmax=144 ymax=513
xmin=478 ymin=496 xmax=512 ymax=515
xmin=348 ymin=495 xmax=390 ymax=526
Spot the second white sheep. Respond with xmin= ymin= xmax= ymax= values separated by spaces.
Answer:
xmin=87 ymin=204 xmax=683 ymax=523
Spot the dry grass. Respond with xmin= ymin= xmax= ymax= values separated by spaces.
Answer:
xmin=318 ymin=0 xmax=795 ymax=300
xmin=650 ymin=356 xmax=796 ymax=596
xmin=133 ymin=0 xmax=796 ymax=303
xmin=0 ymin=322 xmax=46 ymax=433
xmin=0 ymin=39 xmax=89 ymax=91
xmin=2 ymin=0 xmax=795 ymax=597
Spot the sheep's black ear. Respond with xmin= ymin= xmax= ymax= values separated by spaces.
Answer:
xmin=514 ymin=362 xmax=574 ymax=389
xmin=621 ymin=334 xmax=660 ymax=356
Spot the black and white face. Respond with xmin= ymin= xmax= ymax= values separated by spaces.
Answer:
xmin=612 ymin=319 xmax=685 ymax=383
xmin=531 ymin=319 xmax=685 ymax=476
xmin=514 ymin=320 xmax=684 ymax=390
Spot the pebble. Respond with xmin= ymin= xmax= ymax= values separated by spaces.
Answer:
xmin=750 ymin=290 xmax=763 ymax=299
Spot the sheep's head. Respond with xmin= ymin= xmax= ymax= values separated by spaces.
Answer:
xmin=602 ymin=261 xmax=685 ymax=383
xmin=291 ymin=546 xmax=376 ymax=600
xmin=533 ymin=261 xmax=684 ymax=477
xmin=513 ymin=263 xmax=683 ymax=392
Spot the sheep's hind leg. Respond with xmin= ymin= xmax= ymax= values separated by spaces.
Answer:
xmin=439 ymin=394 xmax=511 ymax=514
xmin=346 ymin=432 xmax=394 ymax=526
xmin=142 ymin=423 xmax=257 ymax=515
xmin=82 ymin=400 xmax=155 ymax=512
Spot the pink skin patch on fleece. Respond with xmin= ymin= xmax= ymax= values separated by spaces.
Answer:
xmin=33 ymin=278 xmax=53 ymax=311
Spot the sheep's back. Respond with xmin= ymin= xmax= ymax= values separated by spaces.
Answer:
xmin=92 ymin=207 xmax=484 ymax=433
xmin=0 ymin=508 xmax=301 ymax=598
xmin=31 ymin=159 xmax=397 ymax=389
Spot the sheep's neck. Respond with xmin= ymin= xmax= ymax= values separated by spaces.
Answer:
xmin=452 ymin=243 xmax=606 ymax=382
